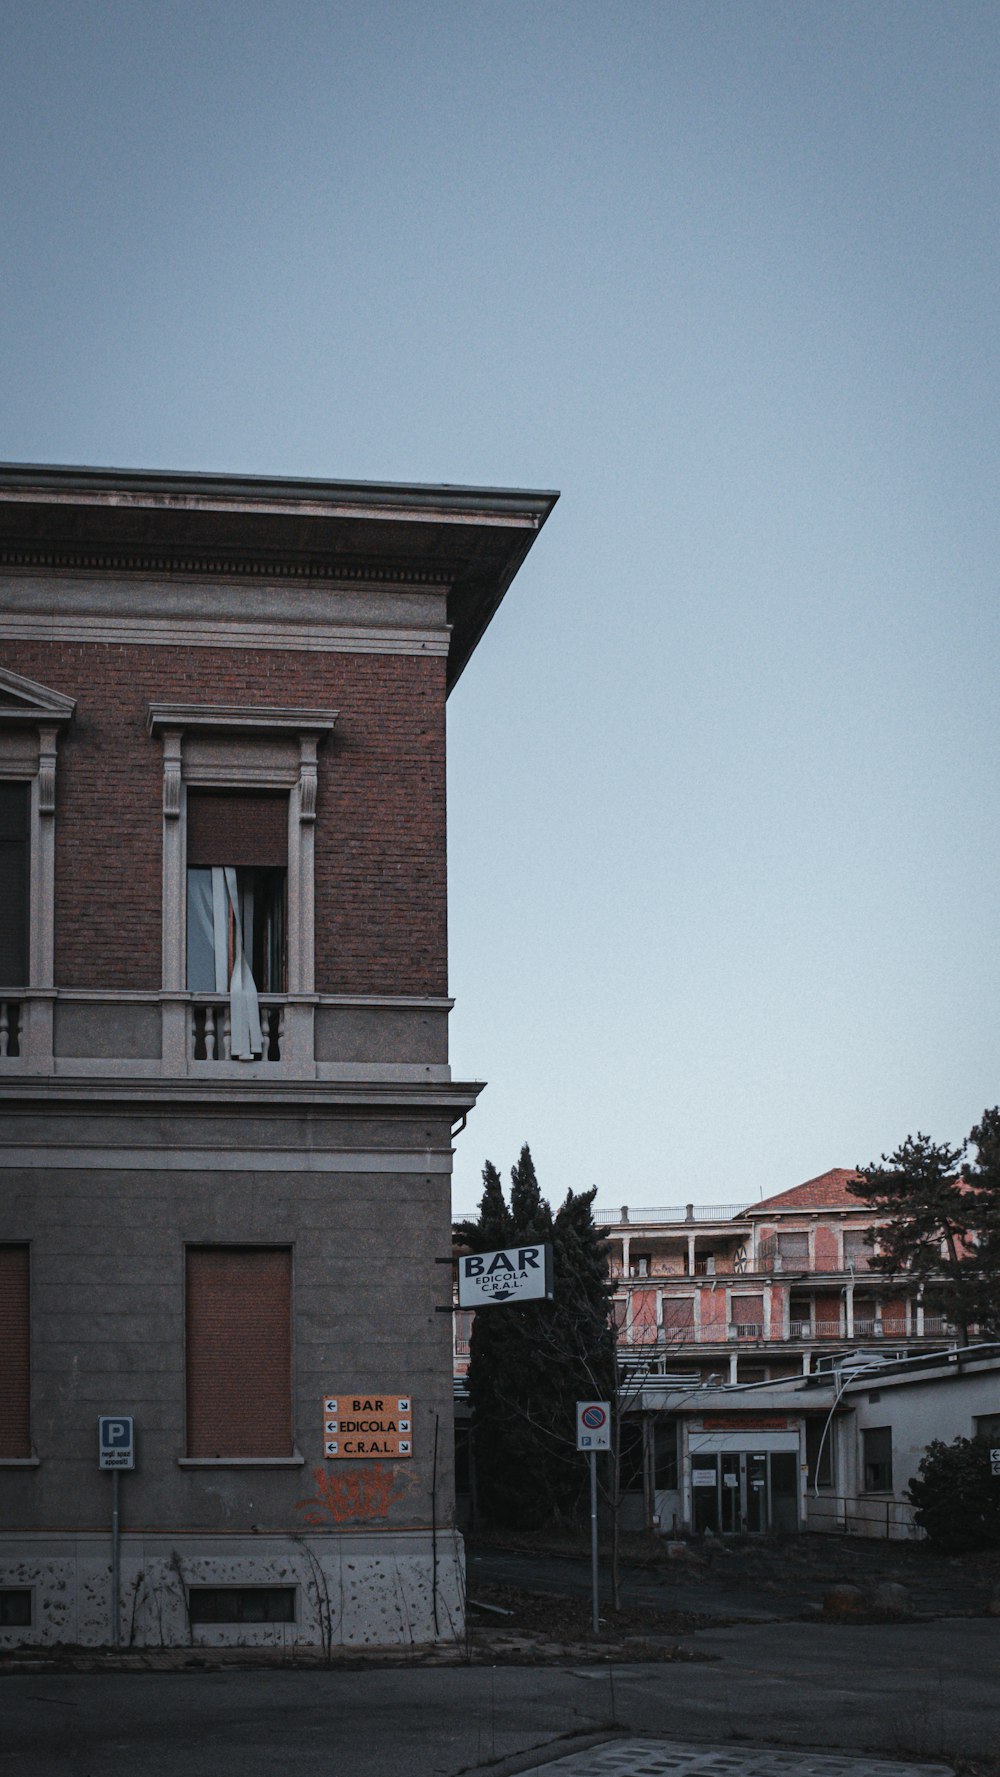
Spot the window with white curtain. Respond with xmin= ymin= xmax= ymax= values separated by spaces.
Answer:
xmin=185 ymin=793 xmax=287 ymax=1061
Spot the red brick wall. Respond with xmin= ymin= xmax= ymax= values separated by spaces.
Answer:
xmin=186 ymin=1247 xmax=292 ymax=1458
xmin=813 ymin=1226 xmax=840 ymax=1270
xmin=630 ymin=1287 xmax=658 ymax=1343
xmin=1 ymin=642 xmax=448 ymax=994
xmin=814 ymin=1292 xmax=844 ymax=1333
xmin=0 ymin=1245 xmax=30 ymax=1458
xmin=700 ymin=1289 xmax=728 ymax=1331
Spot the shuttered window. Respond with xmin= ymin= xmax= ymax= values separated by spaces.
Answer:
xmin=185 ymin=1248 xmax=292 ymax=1458
xmin=661 ymin=1296 xmax=695 ymax=1330
xmin=732 ymin=1293 xmax=764 ymax=1331
xmin=777 ymin=1232 xmax=810 ymax=1268
xmin=0 ymin=784 xmax=29 ymax=987
xmin=186 ymin=794 xmax=288 ymax=1006
xmin=0 ymin=1246 xmax=30 ymax=1458
xmin=843 ymin=1230 xmax=873 ymax=1271
xmin=187 ymin=793 xmax=288 ymax=867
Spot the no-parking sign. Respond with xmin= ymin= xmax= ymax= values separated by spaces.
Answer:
xmin=576 ymin=1400 xmax=611 ymax=1451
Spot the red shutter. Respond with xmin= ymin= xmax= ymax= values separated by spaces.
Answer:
xmin=186 ymin=1248 xmax=292 ymax=1457
xmin=662 ymin=1296 xmax=695 ymax=1330
xmin=732 ymin=1295 xmax=764 ymax=1326
xmin=186 ymin=793 xmax=288 ymax=867
xmin=0 ymin=1246 xmax=30 ymax=1458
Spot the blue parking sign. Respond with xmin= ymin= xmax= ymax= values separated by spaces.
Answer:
xmin=98 ymin=1416 xmax=134 ymax=1470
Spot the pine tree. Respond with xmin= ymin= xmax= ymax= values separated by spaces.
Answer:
xmin=458 ymin=1146 xmax=615 ymax=1529
xmin=961 ymin=1107 xmax=1000 ymax=1336
xmin=853 ymin=1117 xmax=1000 ymax=1343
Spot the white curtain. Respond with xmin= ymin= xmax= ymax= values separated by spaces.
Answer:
xmin=222 ymin=867 xmax=263 ymax=1059
xmin=187 ymin=867 xmax=263 ymax=1060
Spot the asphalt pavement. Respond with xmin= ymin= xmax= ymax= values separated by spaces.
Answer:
xmin=468 ymin=1547 xmax=812 ymax=1620
xmin=4 ymin=1617 xmax=999 ymax=1776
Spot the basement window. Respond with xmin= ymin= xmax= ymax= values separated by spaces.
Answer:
xmin=188 ymin=1586 xmax=296 ymax=1625
xmin=0 ymin=1589 xmax=32 ymax=1626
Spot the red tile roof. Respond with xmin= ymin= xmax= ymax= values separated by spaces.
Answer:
xmin=743 ymin=1168 xmax=866 ymax=1215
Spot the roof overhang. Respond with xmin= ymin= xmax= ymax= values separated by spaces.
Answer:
xmin=0 ymin=463 xmax=559 ymax=691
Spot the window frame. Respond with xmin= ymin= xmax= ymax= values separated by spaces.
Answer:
xmin=147 ymin=703 xmax=337 ymax=1002
xmin=862 ymin=1425 xmax=893 ymax=1494
xmin=0 ymin=1243 xmax=31 ymax=1462
xmin=0 ymin=670 xmax=76 ymax=1036
xmin=182 ymin=1242 xmax=297 ymax=1465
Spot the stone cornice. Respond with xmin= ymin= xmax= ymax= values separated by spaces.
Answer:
xmin=0 ymin=463 xmax=559 ymax=690
xmin=146 ymin=702 xmax=338 ymax=737
xmin=0 ymin=1077 xmax=483 ymax=1112
xmin=0 ymin=548 xmax=452 ymax=586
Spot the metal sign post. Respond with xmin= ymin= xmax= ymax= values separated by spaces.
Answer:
xmin=589 ymin=1449 xmax=599 ymax=1633
xmin=576 ymin=1401 xmax=611 ymax=1635
xmin=99 ymin=1417 xmax=135 ymax=1648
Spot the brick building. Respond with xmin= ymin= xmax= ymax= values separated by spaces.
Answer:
xmin=454 ymin=1170 xmax=965 ymax=1536
xmin=603 ymin=1169 xmax=959 ymax=1387
xmin=0 ymin=462 xmax=555 ymax=1648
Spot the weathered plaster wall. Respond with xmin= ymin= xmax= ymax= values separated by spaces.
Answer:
xmin=0 ymin=1530 xmax=465 ymax=1649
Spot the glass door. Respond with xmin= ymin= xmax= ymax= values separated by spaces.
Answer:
xmin=746 ymin=1452 xmax=768 ymax=1532
xmin=720 ymin=1453 xmax=741 ymax=1532
xmin=691 ymin=1455 xmax=719 ymax=1533
xmin=769 ymin=1450 xmax=799 ymax=1531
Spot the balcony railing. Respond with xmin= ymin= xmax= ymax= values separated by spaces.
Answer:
xmin=595 ymin=1203 xmax=750 ymax=1226
xmin=0 ymin=999 xmax=21 ymax=1057
xmin=0 ymin=987 xmax=453 ymax=1087
xmin=190 ymin=996 xmax=285 ymax=1063
xmin=610 ymin=1317 xmax=956 ymax=1349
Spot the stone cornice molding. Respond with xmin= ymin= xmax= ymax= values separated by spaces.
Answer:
xmin=0 ymin=1077 xmax=484 ymax=1112
xmin=146 ymin=703 xmax=338 ymax=737
xmin=0 ymin=463 xmax=559 ymax=689
xmin=0 ymin=547 xmax=452 ymax=587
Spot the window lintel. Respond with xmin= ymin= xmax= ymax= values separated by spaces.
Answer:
xmin=0 ymin=667 xmax=76 ymax=727
xmin=146 ymin=703 xmax=337 ymax=738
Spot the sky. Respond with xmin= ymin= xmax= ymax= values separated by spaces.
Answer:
xmin=3 ymin=1 xmax=999 ymax=1215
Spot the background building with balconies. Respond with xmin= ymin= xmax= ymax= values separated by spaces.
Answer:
xmin=602 ymin=1168 xmax=959 ymax=1386
xmin=0 ymin=462 xmax=555 ymax=1648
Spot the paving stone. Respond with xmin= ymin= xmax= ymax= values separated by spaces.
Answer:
xmin=517 ymin=1738 xmax=952 ymax=1777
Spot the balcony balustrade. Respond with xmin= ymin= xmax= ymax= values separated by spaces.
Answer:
xmin=190 ymin=996 xmax=286 ymax=1063
xmin=611 ymin=1314 xmax=952 ymax=1349
xmin=0 ymin=987 xmax=450 ymax=1086
xmin=0 ymin=999 xmax=21 ymax=1057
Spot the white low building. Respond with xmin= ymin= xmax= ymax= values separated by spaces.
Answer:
xmin=619 ymin=1342 xmax=1000 ymax=1539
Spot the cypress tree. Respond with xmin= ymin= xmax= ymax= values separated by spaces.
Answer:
xmin=458 ymin=1145 xmax=614 ymax=1529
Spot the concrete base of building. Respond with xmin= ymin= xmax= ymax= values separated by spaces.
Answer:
xmin=0 ymin=1529 xmax=465 ymax=1650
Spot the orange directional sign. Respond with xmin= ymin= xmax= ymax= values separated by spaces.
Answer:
xmin=322 ymin=1393 xmax=412 ymax=1459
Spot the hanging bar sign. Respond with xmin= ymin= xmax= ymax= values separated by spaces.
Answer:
xmin=458 ymin=1244 xmax=554 ymax=1306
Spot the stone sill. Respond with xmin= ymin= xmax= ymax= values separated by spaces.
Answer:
xmin=0 ymin=1456 xmax=41 ymax=1467
xmin=176 ymin=1454 xmax=306 ymax=1468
